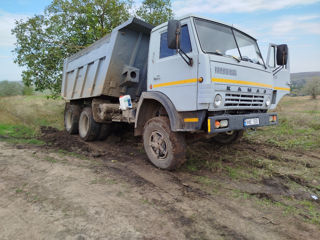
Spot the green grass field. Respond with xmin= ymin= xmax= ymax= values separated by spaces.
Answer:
xmin=0 ymin=95 xmax=64 ymax=144
xmin=246 ymin=96 xmax=320 ymax=150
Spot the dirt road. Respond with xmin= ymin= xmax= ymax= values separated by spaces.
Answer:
xmin=0 ymin=128 xmax=319 ymax=239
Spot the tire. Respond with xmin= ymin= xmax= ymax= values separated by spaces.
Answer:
xmin=98 ymin=123 xmax=113 ymax=141
xmin=79 ymin=107 xmax=101 ymax=141
xmin=143 ymin=117 xmax=186 ymax=170
xmin=211 ymin=130 xmax=244 ymax=144
xmin=64 ymin=103 xmax=80 ymax=134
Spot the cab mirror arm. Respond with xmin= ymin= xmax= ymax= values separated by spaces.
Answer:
xmin=167 ymin=19 xmax=193 ymax=67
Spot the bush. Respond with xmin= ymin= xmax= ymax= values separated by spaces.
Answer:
xmin=0 ymin=81 xmax=23 ymax=96
xmin=0 ymin=81 xmax=34 ymax=97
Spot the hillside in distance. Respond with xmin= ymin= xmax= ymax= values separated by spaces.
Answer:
xmin=290 ymin=71 xmax=320 ymax=95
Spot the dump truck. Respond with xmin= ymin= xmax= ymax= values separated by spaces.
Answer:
xmin=62 ymin=15 xmax=290 ymax=170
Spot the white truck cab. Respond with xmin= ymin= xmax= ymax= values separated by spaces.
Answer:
xmin=148 ymin=15 xmax=290 ymax=112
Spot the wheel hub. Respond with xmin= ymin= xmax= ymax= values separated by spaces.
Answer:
xmin=149 ymin=131 xmax=167 ymax=159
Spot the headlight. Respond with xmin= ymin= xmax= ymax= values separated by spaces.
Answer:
xmin=214 ymin=94 xmax=222 ymax=108
xmin=265 ymin=96 xmax=271 ymax=107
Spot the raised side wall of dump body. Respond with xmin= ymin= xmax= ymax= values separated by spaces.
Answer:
xmin=61 ymin=18 xmax=153 ymax=101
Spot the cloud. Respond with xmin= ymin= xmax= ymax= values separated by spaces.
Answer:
xmin=173 ymin=0 xmax=320 ymax=16
xmin=0 ymin=11 xmax=29 ymax=47
xmin=270 ymin=15 xmax=320 ymax=37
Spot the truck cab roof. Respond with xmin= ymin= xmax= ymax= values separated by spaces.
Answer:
xmin=151 ymin=14 xmax=257 ymax=41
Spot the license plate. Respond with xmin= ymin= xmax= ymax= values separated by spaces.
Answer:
xmin=244 ymin=118 xmax=259 ymax=126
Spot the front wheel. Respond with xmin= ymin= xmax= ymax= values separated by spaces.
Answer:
xmin=143 ymin=117 xmax=186 ymax=170
xmin=211 ymin=130 xmax=244 ymax=144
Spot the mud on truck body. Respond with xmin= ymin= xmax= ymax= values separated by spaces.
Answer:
xmin=62 ymin=16 xmax=290 ymax=170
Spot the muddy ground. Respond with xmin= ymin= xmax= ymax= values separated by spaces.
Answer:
xmin=0 ymin=126 xmax=319 ymax=240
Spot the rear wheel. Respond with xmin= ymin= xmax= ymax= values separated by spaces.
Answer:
xmin=79 ymin=107 xmax=101 ymax=141
xmin=143 ymin=117 xmax=186 ymax=170
xmin=211 ymin=130 xmax=244 ymax=144
xmin=64 ymin=103 xmax=80 ymax=134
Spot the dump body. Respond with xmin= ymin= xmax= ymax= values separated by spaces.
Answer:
xmin=62 ymin=18 xmax=153 ymax=101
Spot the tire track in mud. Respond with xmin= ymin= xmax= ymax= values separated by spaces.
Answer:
xmin=86 ymin=150 xmax=258 ymax=239
xmin=93 ymin=159 xmax=296 ymax=240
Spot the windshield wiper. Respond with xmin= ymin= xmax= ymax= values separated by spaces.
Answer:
xmin=225 ymin=55 xmax=241 ymax=63
xmin=209 ymin=51 xmax=241 ymax=63
xmin=242 ymin=56 xmax=254 ymax=63
xmin=207 ymin=50 xmax=223 ymax=56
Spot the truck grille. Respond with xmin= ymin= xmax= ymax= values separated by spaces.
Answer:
xmin=224 ymin=93 xmax=264 ymax=107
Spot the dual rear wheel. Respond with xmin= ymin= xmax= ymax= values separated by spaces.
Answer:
xmin=64 ymin=105 xmax=111 ymax=141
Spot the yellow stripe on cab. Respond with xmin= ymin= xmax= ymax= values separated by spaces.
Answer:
xmin=274 ymin=86 xmax=290 ymax=91
xmin=212 ymin=77 xmax=273 ymax=88
xmin=153 ymin=78 xmax=197 ymax=88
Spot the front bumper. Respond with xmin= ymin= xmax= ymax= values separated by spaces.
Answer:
xmin=207 ymin=113 xmax=278 ymax=133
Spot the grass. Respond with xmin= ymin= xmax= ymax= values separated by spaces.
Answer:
xmin=57 ymin=149 xmax=89 ymax=160
xmin=232 ymin=189 xmax=320 ymax=225
xmin=185 ymin=96 xmax=320 ymax=181
xmin=0 ymin=123 xmax=44 ymax=145
xmin=246 ymin=96 xmax=320 ymax=150
xmin=0 ymin=95 xmax=64 ymax=130
xmin=183 ymin=96 xmax=320 ymax=226
xmin=0 ymin=95 xmax=64 ymax=145
xmin=44 ymin=156 xmax=58 ymax=163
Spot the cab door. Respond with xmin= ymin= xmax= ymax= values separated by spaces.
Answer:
xmin=267 ymin=44 xmax=291 ymax=109
xmin=148 ymin=19 xmax=198 ymax=111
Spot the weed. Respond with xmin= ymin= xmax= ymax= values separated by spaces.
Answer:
xmin=225 ymin=166 xmax=240 ymax=179
xmin=44 ymin=156 xmax=57 ymax=163
xmin=195 ymin=176 xmax=213 ymax=186
xmin=116 ymin=191 xmax=124 ymax=197
xmin=57 ymin=149 xmax=88 ymax=160
xmin=15 ymin=188 xmax=23 ymax=193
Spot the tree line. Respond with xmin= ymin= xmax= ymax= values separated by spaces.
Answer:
xmin=0 ymin=81 xmax=33 ymax=97
xmin=12 ymin=0 xmax=173 ymax=96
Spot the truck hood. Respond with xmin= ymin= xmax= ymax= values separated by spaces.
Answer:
xmin=207 ymin=57 xmax=274 ymax=110
xmin=209 ymin=57 xmax=273 ymax=90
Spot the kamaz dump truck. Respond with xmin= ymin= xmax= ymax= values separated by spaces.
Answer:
xmin=62 ymin=16 xmax=290 ymax=170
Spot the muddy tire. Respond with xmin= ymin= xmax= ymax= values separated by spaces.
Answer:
xmin=143 ymin=117 xmax=186 ymax=170
xmin=211 ymin=130 xmax=244 ymax=144
xmin=79 ymin=107 xmax=101 ymax=141
xmin=98 ymin=123 xmax=113 ymax=141
xmin=64 ymin=104 xmax=80 ymax=134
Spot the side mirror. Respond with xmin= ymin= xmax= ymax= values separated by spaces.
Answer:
xmin=167 ymin=20 xmax=181 ymax=49
xmin=276 ymin=44 xmax=288 ymax=66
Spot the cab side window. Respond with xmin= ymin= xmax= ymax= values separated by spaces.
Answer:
xmin=160 ymin=25 xmax=192 ymax=59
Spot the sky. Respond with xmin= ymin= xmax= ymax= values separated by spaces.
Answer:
xmin=0 ymin=0 xmax=320 ymax=81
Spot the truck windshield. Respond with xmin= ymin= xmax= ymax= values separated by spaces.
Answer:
xmin=233 ymin=30 xmax=264 ymax=65
xmin=194 ymin=18 xmax=264 ymax=66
